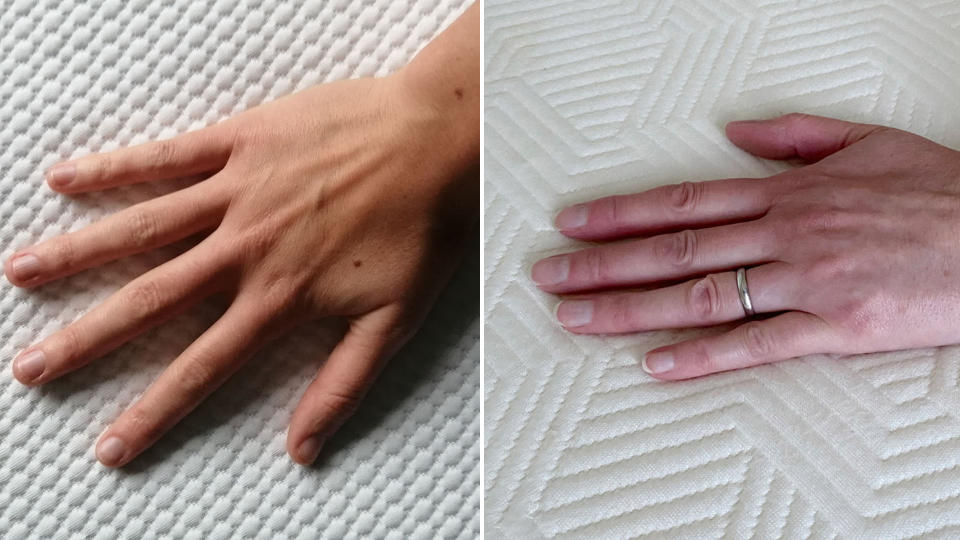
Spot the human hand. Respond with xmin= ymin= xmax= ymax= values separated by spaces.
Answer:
xmin=6 ymin=68 xmax=477 ymax=466
xmin=532 ymin=113 xmax=960 ymax=380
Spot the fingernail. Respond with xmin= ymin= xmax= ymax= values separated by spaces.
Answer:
xmin=96 ymin=436 xmax=128 ymax=467
xmin=531 ymin=256 xmax=569 ymax=286
xmin=555 ymin=204 xmax=588 ymax=230
xmin=297 ymin=436 xmax=323 ymax=465
xmin=14 ymin=349 xmax=45 ymax=383
xmin=642 ymin=351 xmax=674 ymax=374
xmin=10 ymin=254 xmax=41 ymax=283
xmin=46 ymin=162 xmax=76 ymax=189
xmin=557 ymin=300 xmax=593 ymax=328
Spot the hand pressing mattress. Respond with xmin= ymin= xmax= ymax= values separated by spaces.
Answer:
xmin=485 ymin=1 xmax=960 ymax=538
xmin=0 ymin=1 xmax=478 ymax=538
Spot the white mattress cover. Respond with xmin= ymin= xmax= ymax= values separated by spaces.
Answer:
xmin=0 ymin=1 xmax=479 ymax=538
xmin=484 ymin=1 xmax=960 ymax=538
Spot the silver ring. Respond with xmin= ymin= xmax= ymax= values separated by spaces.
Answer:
xmin=736 ymin=267 xmax=756 ymax=317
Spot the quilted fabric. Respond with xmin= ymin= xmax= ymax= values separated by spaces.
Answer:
xmin=485 ymin=1 xmax=960 ymax=538
xmin=0 ymin=0 xmax=478 ymax=538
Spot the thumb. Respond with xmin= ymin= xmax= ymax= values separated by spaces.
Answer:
xmin=286 ymin=305 xmax=410 ymax=465
xmin=725 ymin=113 xmax=887 ymax=162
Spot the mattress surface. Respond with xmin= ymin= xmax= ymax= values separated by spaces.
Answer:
xmin=485 ymin=1 xmax=960 ymax=538
xmin=0 ymin=1 xmax=478 ymax=539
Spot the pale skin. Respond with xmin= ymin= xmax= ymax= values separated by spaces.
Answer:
xmin=6 ymin=3 xmax=479 ymax=467
xmin=533 ymin=113 xmax=960 ymax=380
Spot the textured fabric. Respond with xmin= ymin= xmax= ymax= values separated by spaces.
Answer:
xmin=485 ymin=1 xmax=960 ymax=538
xmin=0 ymin=1 xmax=478 ymax=539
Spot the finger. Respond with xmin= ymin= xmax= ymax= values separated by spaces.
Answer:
xmin=94 ymin=294 xmax=273 ymax=467
xmin=556 ymin=263 xmax=794 ymax=334
xmin=555 ymin=177 xmax=779 ymax=240
xmin=5 ymin=181 xmax=227 ymax=288
xmin=45 ymin=122 xmax=235 ymax=193
xmin=532 ymin=221 xmax=776 ymax=294
xmin=725 ymin=113 xmax=887 ymax=162
xmin=641 ymin=311 xmax=837 ymax=380
xmin=287 ymin=306 xmax=406 ymax=465
xmin=11 ymin=241 xmax=224 ymax=386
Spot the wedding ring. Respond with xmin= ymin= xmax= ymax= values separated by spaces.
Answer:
xmin=736 ymin=267 xmax=756 ymax=317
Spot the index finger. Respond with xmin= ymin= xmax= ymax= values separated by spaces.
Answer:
xmin=47 ymin=122 xmax=236 ymax=194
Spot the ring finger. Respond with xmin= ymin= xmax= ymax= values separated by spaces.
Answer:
xmin=532 ymin=220 xmax=777 ymax=294
xmin=555 ymin=262 xmax=794 ymax=334
xmin=95 ymin=292 xmax=276 ymax=467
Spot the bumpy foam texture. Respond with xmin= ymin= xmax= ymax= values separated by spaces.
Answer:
xmin=485 ymin=1 xmax=960 ymax=538
xmin=0 ymin=1 xmax=478 ymax=538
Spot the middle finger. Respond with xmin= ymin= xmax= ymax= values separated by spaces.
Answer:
xmin=11 ymin=240 xmax=226 ymax=386
xmin=531 ymin=220 xmax=777 ymax=294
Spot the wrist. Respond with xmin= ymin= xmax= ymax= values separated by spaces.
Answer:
xmin=387 ymin=64 xmax=479 ymax=176
xmin=387 ymin=2 xmax=479 ymax=172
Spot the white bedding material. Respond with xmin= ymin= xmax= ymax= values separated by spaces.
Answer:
xmin=0 ymin=1 xmax=478 ymax=538
xmin=485 ymin=1 xmax=960 ymax=538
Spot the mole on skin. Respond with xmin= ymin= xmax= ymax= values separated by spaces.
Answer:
xmin=454 ymin=87 xmax=464 ymax=99
xmin=353 ymin=260 xmax=362 ymax=268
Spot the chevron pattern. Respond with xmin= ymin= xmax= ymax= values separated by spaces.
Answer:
xmin=484 ymin=1 xmax=960 ymax=538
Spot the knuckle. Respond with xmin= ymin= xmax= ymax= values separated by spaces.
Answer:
xmin=608 ymin=295 xmax=639 ymax=331
xmin=834 ymin=289 xmax=884 ymax=338
xmin=799 ymin=208 xmax=835 ymax=232
xmin=687 ymin=341 xmax=716 ymax=374
xmin=791 ymin=206 xmax=853 ymax=235
xmin=92 ymin=153 xmax=114 ymax=181
xmin=863 ymin=124 xmax=892 ymax=138
xmin=229 ymin=121 xmax=262 ymax=154
xmin=260 ymin=282 xmax=301 ymax=318
xmin=250 ymin=268 xmax=306 ymax=318
xmin=656 ymin=229 xmax=697 ymax=269
xmin=804 ymin=254 xmax=855 ymax=283
xmin=126 ymin=279 xmax=166 ymax=319
xmin=56 ymin=324 xmax=85 ymax=366
xmin=176 ymin=359 xmax=219 ymax=401
xmin=608 ymin=195 xmax=621 ymax=227
xmin=765 ymin=212 xmax=795 ymax=246
xmin=314 ymin=387 xmax=364 ymax=420
xmin=782 ymin=112 xmax=810 ymax=124
xmin=123 ymin=208 xmax=162 ymax=249
xmin=741 ymin=322 xmax=775 ymax=358
xmin=760 ymin=171 xmax=804 ymax=203
xmin=125 ymin=405 xmax=163 ymax=444
xmin=666 ymin=181 xmax=702 ymax=215
xmin=392 ymin=321 xmax=418 ymax=344
xmin=231 ymin=122 xmax=252 ymax=146
xmin=580 ymin=248 xmax=610 ymax=283
xmin=236 ymin=223 xmax=281 ymax=257
xmin=50 ymin=235 xmax=79 ymax=269
xmin=149 ymin=140 xmax=178 ymax=169
xmin=688 ymin=274 xmax=722 ymax=319
xmin=595 ymin=195 xmax=621 ymax=229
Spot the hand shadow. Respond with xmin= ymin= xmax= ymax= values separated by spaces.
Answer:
xmin=310 ymin=248 xmax=481 ymax=469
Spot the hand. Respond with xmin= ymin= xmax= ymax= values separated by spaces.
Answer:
xmin=7 ymin=70 xmax=477 ymax=466
xmin=532 ymin=113 xmax=960 ymax=380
